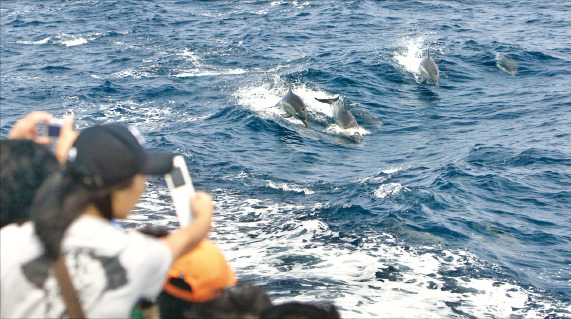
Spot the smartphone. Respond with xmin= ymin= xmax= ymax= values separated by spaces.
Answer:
xmin=42 ymin=119 xmax=65 ymax=138
xmin=165 ymin=155 xmax=195 ymax=227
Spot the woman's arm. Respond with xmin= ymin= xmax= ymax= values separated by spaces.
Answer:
xmin=160 ymin=191 xmax=213 ymax=261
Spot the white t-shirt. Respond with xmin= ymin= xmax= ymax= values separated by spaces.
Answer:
xmin=1 ymin=215 xmax=172 ymax=318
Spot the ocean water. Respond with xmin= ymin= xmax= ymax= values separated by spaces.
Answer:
xmin=1 ymin=1 xmax=570 ymax=317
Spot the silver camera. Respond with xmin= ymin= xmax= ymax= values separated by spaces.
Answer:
xmin=43 ymin=119 xmax=64 ymax=138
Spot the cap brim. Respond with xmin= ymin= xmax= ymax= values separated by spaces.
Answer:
xmin=143 ymin=152 xmax=174 ymax=175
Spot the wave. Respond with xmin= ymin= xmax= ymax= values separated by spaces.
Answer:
xmin=40 ymin=66 xmax=72 ymax=73
xmin=267 ymin=181 xmax=315 ymax=195
xmin=174 ymin=69 xmax=247 ymax=78
xmin=374 ymin=182 xmax=407 ymax=199
xmin=108 ymin=47 xmax=251 ymax=79
xmin=124 ymin=187 xmax=567 ymax=318
xmin=15 ymin=32 xmax=119 ymax=47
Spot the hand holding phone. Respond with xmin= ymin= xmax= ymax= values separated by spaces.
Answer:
xmin=165 ymin=155 xmax=195 ymax=227
xmin=7 ymin=111 xmax=54 ymax=144
xmin=54 ymin=116 xmax=79 ymax=164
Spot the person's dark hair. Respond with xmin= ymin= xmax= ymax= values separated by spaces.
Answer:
xmin=30 ymin=170 xmax=133 ymax=260
xmin=157 ymin=290 xmax=193 ymax=319
xmin=260 ymin=301 xmax=340 ymax=319
xmin=0 ymin=139 xmax=59 ymax=228
xmin=30 ymin=123 xmax=174 ymax=261
xmin=181 ymin=281 xmax=272 ymax=319
xmin=138 ymin=224 xmax=171 ymax=238
xmin=157 ymin=281 xmax=272 ymax=319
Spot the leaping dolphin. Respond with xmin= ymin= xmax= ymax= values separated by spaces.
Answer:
xmin=419 ymin=49 xmax=440 ymax=89
xmin=277 ymin=89 xmax=310 ymax=128
xmin=315 ymin=96 xmax=362 ymax=143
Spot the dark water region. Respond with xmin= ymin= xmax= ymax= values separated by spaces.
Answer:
xmin=1 ymin=1 xmax=570 ymax=317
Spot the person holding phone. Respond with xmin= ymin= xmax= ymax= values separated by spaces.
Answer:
xmin=6 ymin=111 xmax=79 ymax=164
xmin=1 ymin=124 xmax=213 ymax=318
xmin=1 ymin=112 xmax=78 ymax=228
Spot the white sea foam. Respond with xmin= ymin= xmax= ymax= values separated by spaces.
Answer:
xmin=374 ymin=182 xmax=406 ymax=198
xmin=173 ymin=49 xmax=248 ymax=78
xmin=270 ymin=1 xmax=309 ymax=8
xmin=16 ymin=32 xmax=105 ymax=47
xmin=16 ymin=37 xmax=52 ymax=45
xmin=358 ymin=164 xmax=406 ymax=184
xmin=174 ymin=68 xmax=247 ymax=77
xmin=267 ymin=181 xmax=315 ymax=195
xmin=68 ymin=99 xmax=208 ymax=131
xmin=236 ymin=81 xmax=337 ymax=117
xmin=110 ymin=48 xmax=248 ymax=79
xmin=111 ymin=68 xmax=155 ymax=79
xmin=124 ymin=182 xmax=178 ymax=228
xmin=234 ymin=82 xmax=283 ymax=117
xmin=394 ymin=36 xmax=425 ymax=75
xmin=99 ymin=100 xmax=173 ymax=124
xmin=324 ymin=124 xmax=369 ymax=137
xmin=59 ymin=37 xmax=88 ymax=47
xmin=126 ymin=185 xmax=564 ymax=318
xmin=382 ymin=164 xmax=407 ymax=175
xmin=210 ymin=190 xmax=561 ymax=317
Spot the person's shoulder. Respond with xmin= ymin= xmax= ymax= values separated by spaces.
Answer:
xmin=1 ymin=222 xmax=41 ymax=265
xmin=69 ymin=215 xmax=126 ymax=238
xmin=124 ymin=227 xmax=171 ymax=257
xmin=64 ymin=215 xmax=131 ymax=253
xmin=1 ymin=221 xmax=34 ymax=240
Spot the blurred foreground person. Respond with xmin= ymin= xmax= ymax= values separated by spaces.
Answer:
xmin=1 ymin=124 xmax=213 ymax=318
xmin=261 ymin=301 xmax=341 ymax=319
xmin=0 ymin=139 xmax=59 ymax=228
xmin=138 ymin=225 xmax=272 ymax=319
xmin=7 ymin=111 xmax=56 ymax=145
xmin=1 ymin=113 xmax=77 ymax=228
xmin=182 ymin=281 xmax=273 ymax=319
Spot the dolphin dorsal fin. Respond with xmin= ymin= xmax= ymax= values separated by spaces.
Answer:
xmin=315 ymin=95 xmax=340 ymax=104
xmin=427 ymin=48 xmax=430 ymax=58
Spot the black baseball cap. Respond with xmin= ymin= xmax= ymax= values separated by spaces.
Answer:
xmin=66 ymin=124 xmax=173 ymax=188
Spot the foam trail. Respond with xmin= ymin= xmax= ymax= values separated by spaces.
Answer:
xmin=394 ymin=36 xmax=425 ymax=75
xmin=201 ymin=189 xmax=560 ymax=318
xmin=16 ymin=33 xmax=106 ymax=47
xmin=125 ymin=180 xmax=565 ymax=319
xmin=174 ymin=69 xmax=247 ymax=77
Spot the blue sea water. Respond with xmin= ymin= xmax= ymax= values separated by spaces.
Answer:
xmin=1 ymin=1 xmax=570 ymax=317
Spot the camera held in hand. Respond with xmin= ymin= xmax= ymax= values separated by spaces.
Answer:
xmin=42 ymin=119 xmax=65 ymax=138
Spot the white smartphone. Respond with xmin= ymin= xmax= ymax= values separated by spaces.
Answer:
xmin=164 ymin=155 xmax=195 ymax=227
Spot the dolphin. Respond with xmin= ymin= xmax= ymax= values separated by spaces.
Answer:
xmin=315 ymin=96 xmax=362 ymax=143
xmin=419 ymin=49 xmax=440 ymax=89
xmin=495 ymin=53 xmax=518 ymax=76
xmin=276 ymin=89 xmax=310 ymax=128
